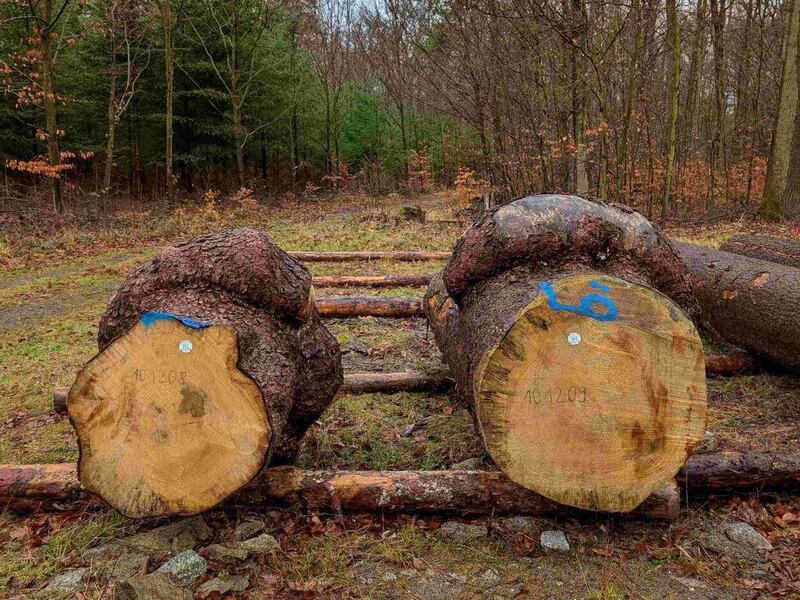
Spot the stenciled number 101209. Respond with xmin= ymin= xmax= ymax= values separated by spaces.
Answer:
xmin=524 ymin=386 xmax=588 ymax=405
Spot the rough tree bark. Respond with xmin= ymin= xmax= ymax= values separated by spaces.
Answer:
xmin=720 ymin=234 xmax=800 ymax=268
xmin=675 ymin=242 xmax=800 ymax=371
xmin=312 ymin=274 xmax=433 ymax=288
xmin=424 ymin=194 xmax=707 ymax=513
xmin=68 ymin=229 xmax=342 ymax=518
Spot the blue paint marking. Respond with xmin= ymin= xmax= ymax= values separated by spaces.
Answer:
xmin=140 ymin=312 xmax=211 ymax=329
xmin=539 ymin=280 xmax=618 ymax=322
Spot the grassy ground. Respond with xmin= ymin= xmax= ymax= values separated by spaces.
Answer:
xmin=0 ymin=192 xmax=798 ymax=598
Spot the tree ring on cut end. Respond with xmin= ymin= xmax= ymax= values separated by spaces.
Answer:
xmin=473 ymin=272 xmax=707 ymax=513
xmin=68 ymin=317 xmax=270 ymax=518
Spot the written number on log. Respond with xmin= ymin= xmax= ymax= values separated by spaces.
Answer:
xmin=524 ymin=386 xmax=588 ymax=406
xmin=131 ymin=369 xmax=188 ymax=385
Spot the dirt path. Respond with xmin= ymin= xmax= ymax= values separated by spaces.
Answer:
xmin=0 ymin=249 xmax=154 ymax=333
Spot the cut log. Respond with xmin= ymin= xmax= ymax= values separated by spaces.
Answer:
xmin=719 ymin=234 xmax=800 ymax=269
xmin=678 ymin=451 xmax=800 ymax=493
xmin=312 ymin=274 xmax=433 ymax=288
xmin=69 ymin=229 xmax=342 ymax=518
xmin=704 ymin=352 xmax=758 ymax=376
xmin=289 ymin=251 xmax=450 ymax=262
xmin=4 ymin=453 xmax=800 ymax=517
xmin=425 ymin=195 xmax=707 ymax=513
xmin=0 ymin=463 xmax=674 ymax=520
xmin=248 ymin=468 xmax=680 ymax=521
xmin=315 ymin=295 xmax=423 ymax=318
xmin=339 ymin=370 xmax=452 ymax=394
xmin=675 ymin=242 xmax=800 ymax=371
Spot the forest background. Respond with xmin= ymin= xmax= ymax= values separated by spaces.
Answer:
xmin=2 ymin=0 xmax=800 ymax=221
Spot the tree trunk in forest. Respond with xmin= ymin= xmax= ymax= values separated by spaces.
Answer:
xmin=709 ymin=0 xmax=728 ymax=207
xmin=103 ymin=41 xmax=118 ymax=194
xmin=663 ymin=0 xmax=681 ymax=217
xmin=160 ymin=1 xmax=175 ymax=201
xmin=425 ymin=194 xmax=707 ymax=513
xmin=675 ymin=241 xmax=800 ymax=371
xmin=763 ymin=0 xmax=800 ymax=218
xmin=720 ymin=234 xmax=800 ymax=267
xmin=682 ymin=0 xmax=708 ymax=161
xmin=67 ymin=229 xmax=342 ymax=518
xmin=5 ymin=453 xmax=800 ymax=516
xmin=40 ymin=0 xmax=64 ymax=214
xmin=779 ymin=39 xmax=800 ymax=219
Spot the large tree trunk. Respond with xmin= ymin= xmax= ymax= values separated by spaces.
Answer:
xmin=720 ymin=234 xmax=800 ymax=268
xmin=4 ymin=453 xmax=799 ymax=517
xmin=40 ymin=0 xmax=64 ymax=214
xmin=675 ymin=242 xmax=800 ymax=371
xmin=425 ymin=195 xmax=707 ymax=514
xmin=68 ymin=229 xmax=342 ymax=518
xmin=763 ymin=0 xmax=800 ymax=218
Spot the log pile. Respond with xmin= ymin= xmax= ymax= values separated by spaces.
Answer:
xmin=3 ymin=452 xmax=799 ymax=520
xmin=675 ymin=242 xmax=800 ymax=371
xmin=67 ymin=229 xmax=343 ymax=518
xmin=425 ymin=194 xmax=708 ymax=513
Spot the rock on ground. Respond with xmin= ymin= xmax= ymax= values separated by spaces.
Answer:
xmin=156 ymin=549 xmax=207 ymax=586
xmin=197 ymin=574 xmax=250 ymax=598
xmin=540 ymin=530 xmax=570 ymax=552
xmin=724 ymin=522 xmax=773 ymax=550
xmin=44 ymin=567 xmax=88 ymax=592
xmin=203 ymin=543 xmax=249 ymax=564
xmin=450 ymin=457 xmax=485 ymax=470
xmin=116 ymin=517 xmax=213 ymax=554
xmin=115 ymin=572 xmax=193 ymax=600
xmin=233 ymin=519 xmax=266 ymax=541
xmin=238 ymin=533 xmax=280 ymax=555
xmin=439 ymin=521 xmax=487 ymax=542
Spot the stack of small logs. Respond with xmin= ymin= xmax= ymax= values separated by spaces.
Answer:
xmin=4 ymin=197 xmax=800 ymax=522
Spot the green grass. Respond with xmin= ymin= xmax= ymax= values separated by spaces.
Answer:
xmin=0 ymin=511 xmax=125 ymax=591
xmin=298 ymin=392 xmax=481 ymax=470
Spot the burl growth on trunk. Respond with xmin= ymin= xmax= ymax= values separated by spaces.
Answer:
xmin=425 ymin=195 xmax=707 ymax=513
xmin=68 ymin=228 xmax=342 ymax=518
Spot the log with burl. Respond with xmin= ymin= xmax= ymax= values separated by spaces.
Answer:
xmin=719 ymin=234 xmax=800 ymax=269
xmin=3 ymin=452 xmax=799 ymax=519
xmin=425 ymin=194 xmax=709 ymax=514
xmin=66 ymin=228 xmax=342 ymax=519
xmin=674 ymin=242 xmax=800 ymax=371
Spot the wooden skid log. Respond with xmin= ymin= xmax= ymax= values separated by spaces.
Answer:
xmin=425 ymin=194 xmax=707 ymax=513
xmin=720 ymin=234 xmax=800 ymax=269
xmin=315 ymin=295 xmax=423 ymax=318
xmin=675 ymin=242 xmax=800 ymax=371
xmin=704 ymin=352 xmax=758 ymax=376
xmin=313 ymin=274 xmax=433 ymax=288
xmin=289 ymin=251 xmax=450 ymax=262
xmin=3 ymin=453 xmax=800 ymax=518
xmin=51 ymin=355 xmax=754 ymax=414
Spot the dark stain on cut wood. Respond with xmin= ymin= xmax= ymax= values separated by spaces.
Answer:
xmin=180 ymin=385 xmax=208 ymax=417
